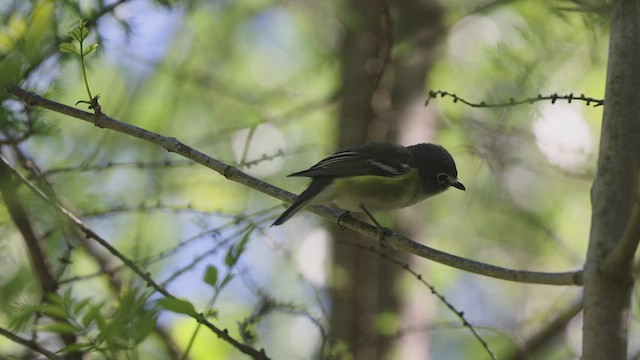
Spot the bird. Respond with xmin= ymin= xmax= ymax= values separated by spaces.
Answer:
xmin=271 ymin=142 xmax=465 ymax=245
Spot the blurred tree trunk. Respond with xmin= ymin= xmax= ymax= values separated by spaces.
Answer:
xmin=582 ymin=0 xmax=640 ymax=359
xmin=330 ymin=0 xmax=444 ymax=358
xmin=387 ymin=1 xmax=444 ymax=359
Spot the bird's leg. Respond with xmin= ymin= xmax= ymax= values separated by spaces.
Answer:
xmin=359 ymin=204 xmax=392 ymax=248
xmin=336 ymin=210 xmax=352 ymax=229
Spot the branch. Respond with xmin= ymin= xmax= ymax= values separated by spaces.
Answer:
xmin=0 ymin=326 xmax=63 ymax=360
xmin=7 ymin=85 xmax=583 ymax=286
xmin=425 ymin=90 xmax=604 ymax=108
xmin=0 ymin=155 xmax=270 ymax=360
xmin=505 ymin=295 xmax=582 ymax=360
xmin=602 ymin=199 xmax=640 ymax=274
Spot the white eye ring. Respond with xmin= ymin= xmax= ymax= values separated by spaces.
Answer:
xmin=437 ymin=173 xmax=450 ymax=184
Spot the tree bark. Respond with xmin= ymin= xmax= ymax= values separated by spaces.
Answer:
xmin=582 ymin=0 xmax=640 ymax=358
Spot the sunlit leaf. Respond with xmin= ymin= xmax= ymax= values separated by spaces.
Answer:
xmin=83 ymin=43 xmax=98 ymax=55
xmin=59 ymin=42 xmax=80 ymax=55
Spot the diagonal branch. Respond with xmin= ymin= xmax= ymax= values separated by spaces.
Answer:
xmin=7 ymin=85 xmax=583 ymax=286
xmin=0 ymin=325 xmax=64 ymax=360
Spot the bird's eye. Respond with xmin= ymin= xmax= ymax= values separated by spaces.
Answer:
xmin=437 ymin=173 xmax=449 ymax=184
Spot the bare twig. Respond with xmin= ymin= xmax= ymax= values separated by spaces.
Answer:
xmin=505 ymin=295 xmax=582 ymax=360
xmin=425 ymin=90 xmax=604 ymax=108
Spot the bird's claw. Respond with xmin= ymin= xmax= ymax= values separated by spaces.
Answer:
xmin=337 ymin=211 xmax=352 ymax=229
xmin=378 ymin=227 xmax=393 ymax=248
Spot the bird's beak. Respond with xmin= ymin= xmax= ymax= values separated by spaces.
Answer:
xmin=451 ymin=179 xmax=466 ymax=191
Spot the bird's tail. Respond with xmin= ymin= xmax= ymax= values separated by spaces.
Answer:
xmin=271 ymin=178 xmax=332 ymax=226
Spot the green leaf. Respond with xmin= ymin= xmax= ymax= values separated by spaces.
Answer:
xmin=83 ymin=43 xmax=98 ymax=55
xmin=205 ymin=309 xmax=219 ymax=318
xmin=81 ymin=304 xmax=102 ymax=328
xmin=204 ymin=265 xmax=218 ymax=287
xmin=157 ymin=297 xmax=197 ymax=317
xmin=39 ymin=304 xmax=67 ymax=320
xmin=8 ymin=303 xmax=37 ymax=332
xmin=69 ymin=29 xmax=79 ymax=41
xmin=58 ymin=42 xmax=79 ymax=54
xmin=70 ymin=27 xmax=83 ymax=41
xmin=47 ymin=293 xmax=66 ymax=307
xmin=237 ymin=226 xmax=252 ymax=254
xmin=219 ymin=273 xmax=235 ymax=289
xmin=224 ymin=226 xmax=253 ymax=267
xmin=58 ymin=342 xmax=93 ymax=354
xmin=73 ymin=298 xmax=91 ymax=315
xmin=224 ymin=245 xmax=236 ymax=267
xmin=39 ymin=322 xmax=77 ymax=334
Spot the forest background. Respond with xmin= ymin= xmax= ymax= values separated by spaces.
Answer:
xmin=1 ymin=0 xmax=639 ymax=359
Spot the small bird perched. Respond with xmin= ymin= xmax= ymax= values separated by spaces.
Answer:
xmin=271 ymin=142 xmax=465 ymax=245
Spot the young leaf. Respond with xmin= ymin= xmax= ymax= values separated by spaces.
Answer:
xmin=83 ymin=43 xmax=98 ymax=56
xmin=224 ymin=245 xmax=237 ymax=267
xmin=38 ymin=304 xmax=67 ymax=320
xmin=80 ymin=25 xmax=89 ymax=40
xmin=224 ymin=226 xmax=253 ymax=267
xmin=237 ymin=226 xmax=253 ymax=254
xmin=219 ymin=273 xmax=235 ymax=289
xmin=81 ymin=303 xmax=103 ymax=328
xmin=65 ymin=44 xmax=79 ymax=54
xmin=73 ymin=298 xmax=91 ymax=315
xmin=204 ymin=265 xmax=218 ymax=287
xmin=157 ymin=297 xmax=197 ymax=317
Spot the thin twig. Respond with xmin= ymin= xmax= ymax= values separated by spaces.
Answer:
xmin=425 ymin=90 xmax=604 ymax=108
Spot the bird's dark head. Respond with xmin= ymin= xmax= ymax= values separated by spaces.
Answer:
xmin=408 ymin=143 xmax=465 ymax=195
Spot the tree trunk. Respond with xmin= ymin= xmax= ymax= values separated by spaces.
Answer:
xmin=330 ymin=0 xmax=444 ymax=358
xmin=582 ymin=0 xmax=640 ymax=358
xmin=330 ymin=1 xmax=385 ymax=358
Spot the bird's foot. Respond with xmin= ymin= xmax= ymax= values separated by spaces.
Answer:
xmin=377 ymin=227 xmax=393 ymax=248
xmin=337 ymin=211 xmax=352 ymax=229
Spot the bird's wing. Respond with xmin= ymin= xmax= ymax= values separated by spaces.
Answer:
xmin=289 ymin=143 xmax=414 ymax=178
